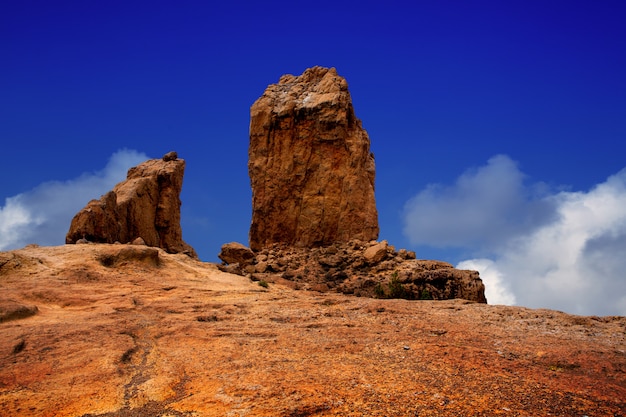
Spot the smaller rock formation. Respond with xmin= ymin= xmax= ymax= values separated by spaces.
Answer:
xmin=218 ymin=241 xmax=487 ymax=303
xmin=66 ymin=152 xmax=197 ymax=258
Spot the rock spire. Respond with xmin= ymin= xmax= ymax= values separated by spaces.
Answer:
xmin=248 ymin=66 xmax=379 ymax=250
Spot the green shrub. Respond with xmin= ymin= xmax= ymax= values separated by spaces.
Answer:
xmin=420 ymin=289 xmax=433 ymax=300
xmin=374 ymin=282 xmax=385 ymax=298
xmin=374 ymin=273 xmax=411 ymax=299
xmin=387 ymin=276 xmax=408 ymax=299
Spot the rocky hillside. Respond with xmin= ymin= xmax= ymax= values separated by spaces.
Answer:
xmin=1 ymin=244 xmax=625 ymax=416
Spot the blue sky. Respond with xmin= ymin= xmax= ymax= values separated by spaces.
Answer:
xmin=1 ymin=1 xmax=625 ymax=315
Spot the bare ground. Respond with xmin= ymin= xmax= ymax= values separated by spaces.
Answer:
xmin=1 ymin=244 xmax=625 ymax=416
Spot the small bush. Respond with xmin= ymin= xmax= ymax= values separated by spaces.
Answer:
xmin=120 ymin=347 xmax=137 ymax=363
xmin=374 ymin=274 xmax=411 ymax=299
xmin=258 ymin=280 xmax=269 ymax=288
xmin=12 ymin=340 xmax=26 ymax=354
xmin=97 ymin=254 xmax=116 ymax=267
xmin=387 ymin=276 xmax=409 ymax=299
xmin=420 ymin=289 xmax=433 ymax=300
xmin=374 ymin=283 xmax=385 ymax=298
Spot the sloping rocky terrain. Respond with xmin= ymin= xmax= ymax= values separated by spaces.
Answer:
xmin=1 ymin=244 xmax=625 ymax=416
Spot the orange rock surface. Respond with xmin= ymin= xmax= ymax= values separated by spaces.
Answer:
xmin=1 ymin=244 xmax=625 ymax=416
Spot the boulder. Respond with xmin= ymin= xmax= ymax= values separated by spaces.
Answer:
xmin=162 ymin=151 xmax=178 ymax=162
xmin=363 ymin=241 xmax=388 ymax=264
xmin=66 ymin=153 xmax=197 ymax=258
xmin=131 ymin=237 xmax=146 ymax=246
xmin=218 ymin=242 xmax=255 ymax=266
xmin=248 ymin=66 xmax=379 ymax=250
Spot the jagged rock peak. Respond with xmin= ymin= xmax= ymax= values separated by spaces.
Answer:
xmin=248 ymin=66 xmax=379 ymax=250
xmin=261 ymin=66 xmax=351 ymax=117
xmin=66 ymin=152 xmax=197 ymax=258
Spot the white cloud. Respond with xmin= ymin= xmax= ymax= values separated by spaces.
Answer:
xmin=403 ymin=155 xmax=556 ymax=249
xmin=403 ymin=155 xmax=626 ymax=316
xmin=0 ymin=196 xmax=44 ymax=249
xmin=0 ymin=149 xmax=148 ymax=251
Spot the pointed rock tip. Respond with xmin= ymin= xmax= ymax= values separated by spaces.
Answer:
xmin=278 ymin=66 xmax=339 ymax=84
xmin=162 ymin=151 xmax=178 ymax=161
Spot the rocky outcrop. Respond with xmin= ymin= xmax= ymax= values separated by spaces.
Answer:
xmin=248 ymin=66 xmax=379 ymax=250
xmin=219 ymin=240 xmax=487 ymax=303
xmin=66 ymin=152 xmax=197 ymax=258
xmin=241 ymin=66 xmax=486 ymax=303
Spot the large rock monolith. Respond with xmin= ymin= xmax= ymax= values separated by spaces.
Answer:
xmin=66 ymin=152 xmax=197 ymax=258
xmin=248 ymin=66 xmax=379 ymax=250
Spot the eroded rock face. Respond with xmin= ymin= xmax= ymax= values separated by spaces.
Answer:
xmin=248 ymin=66 xmax=379 ymax=250
xmin=66 ymin=152 xmax=197 ymax=258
